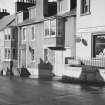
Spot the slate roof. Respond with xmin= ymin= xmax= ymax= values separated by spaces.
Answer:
xmin=0 ymin=14 xmax=15 ymax=31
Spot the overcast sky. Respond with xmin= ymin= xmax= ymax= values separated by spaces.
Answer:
xmin=0 ymin=0 xmax=15 ymax=14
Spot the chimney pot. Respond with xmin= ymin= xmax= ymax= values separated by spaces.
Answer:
xmin=3 ymin=9 xmax=5 ymax=12
xmin=5 ymin=9 xmax=7 ymax=12
xmin=26 ymin=0 xmax=28 ymax=3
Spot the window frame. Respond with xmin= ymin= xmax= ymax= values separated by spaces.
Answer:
xmin=50 ymin=19 xmax=56 ymax=36
xmin=4 ymin=28 xmax=11 ymax=41
xmin=31 ymin=49 xmax=35 ymax=62
xmin=4 ymin=48 xmax=11 ymax=60
xmin=80 ymin=0 xmax=90 ymax=15
xmin=12 ymin=48 xmax=17 ymax=60
xmin=22 ymin=28 xmax=27 ymax=41
xmin=44 ymin=19 xmax=56 ymax=37
xmin=44 ymin=48 xmax=48 ymax=63
xmin=31 ymin=26 xmax=36 ymax=41
xmin=29 ymin=7 xmax=36 ymax=20
xmin=44 ymin=20 xmax=50 ymax=37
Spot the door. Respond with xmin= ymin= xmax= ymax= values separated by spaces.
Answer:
xmin=21 ymin=49 xmax=26 ymax=67
xmin=54 ymin=50 xmax=64 ymax=76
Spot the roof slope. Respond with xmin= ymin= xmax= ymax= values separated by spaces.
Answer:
xmin=0 ymin=14 xmax=15 ymax=31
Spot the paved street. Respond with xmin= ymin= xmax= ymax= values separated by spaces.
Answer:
xmin=0 ymin=77 xmax=105 ymax=105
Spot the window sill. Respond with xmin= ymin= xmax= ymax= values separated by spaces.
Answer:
xmin=5 ymin=40 xmax=11 ymax=41
xmin=4 ymin=59 xmax=11 ymax=61
xmin=22 ymin=40 xmax=26 ymax=42
xmin=11 ymin=39 xmax=15 ymax=41
xmin=31 ymin=60 xmax=35 ymax=63
xmin=80 ymin=12 xmax=91 ymax=16
xmin=31 ymin=39 xmax=35 ymax=42
xmin=44 ymin=35 xmax=56 ymax=38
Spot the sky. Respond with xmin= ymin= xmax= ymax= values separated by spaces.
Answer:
xmin=0 ymin=0 xmax=16 ymax=14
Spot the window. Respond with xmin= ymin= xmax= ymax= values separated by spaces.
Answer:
xmin=44 ymin=20 xmax=50 ymax=36
xmin=57 ymin=17 xmax=64 ymax=36
xmin=12 ymin=48 xmax=17 ymax=59
xmin=44 ymin=49 xmax=48 ymax=63
xmin=0 ymin=49 xmax=1 ymax=60
xmin=8 ymin=35 xmax=11 ymax=40
xmin=4 ymin=28 xmax=11 ymax=40
xmin=17 ymin=12 xmax=23 ymax=23
xmin=5 ymin=48 xmax=11 ymax=59
xmin=22 ymin=28 xmax=26 ymax=41
xmin=30 ymin=7 xmax=36 ymax=19
xmin=81 ymin=0 xmax=90 ymax=14
xmin=93 ymin=35 xmax=105 ymax=58
xmin=50 ymin=19 xmax=56 ymax=36
xmin=12 ymin=34 xmax=15 ymax=40
xmin=71 ymin=0 xmax=77 ymax=10
xmin=31 ymin=26 xmax=35 ymax=40
xmin=58 ymin=0 xmax=70 ymax=14
xmin=5 ymin=35 xmax=8 ymax=40
xmin=59 ymin=1 xmax=63 ymax=13
xmin=12 ymin=28 xmax=16 ymax=39
xmin=44 ymin=19 xmax=56 ymax=37
xmin=31 ymin=49 xmax=35 ymax=61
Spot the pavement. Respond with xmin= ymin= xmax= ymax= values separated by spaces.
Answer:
xmin=0 ymin=76 xmax=105 ymax=105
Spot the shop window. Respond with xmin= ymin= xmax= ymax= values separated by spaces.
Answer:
xmin=81 ymin=0 xmax=90 ymax=15
xmin=93 ymin=35 xmax=105 ymax=58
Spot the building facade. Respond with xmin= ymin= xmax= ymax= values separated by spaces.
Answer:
xmin=76 ymin=0 xmax=105 ymax=59
xmin=0 ymin=15 xmax=18 ymax=75
xmin=16 ymin=0 xmax=57 ymax=78
xmin=15 ymin=0 xmax=77 ymax=78
xmin=76 ymin=0 xmax=105 ymax=67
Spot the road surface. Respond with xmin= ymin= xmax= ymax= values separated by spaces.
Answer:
xmin=0 ymin=77 xmax=104 ymax=105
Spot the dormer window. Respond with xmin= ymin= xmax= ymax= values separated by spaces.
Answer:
xmin=58 ymin=0 xmax=70 ymax=14
xmin=17 ymin=12 xmax=23 ymax=24
xmin=29 ymin=7 xmax=36 ymax=19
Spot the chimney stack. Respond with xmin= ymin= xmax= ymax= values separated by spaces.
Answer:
xmin=15 ymin=0 xmax=36 ymax=12
xmin=43 ymin=0 xmax=57 ymax=17
xmin=0 ymin=8 xmax=10 ymax=19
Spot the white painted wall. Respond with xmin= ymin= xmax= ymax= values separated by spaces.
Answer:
xmin=0 ymin=31 xmax=4 ymax=69
xmin=0 ymin=31 xmax=4 ymax=47
xmin=77 ymin=0 xmax=105 ymax=29
xmin=76 ymin=0 xmax=105 ymax=58
xmin=65 ymin=16 xmax=76 ymax=57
